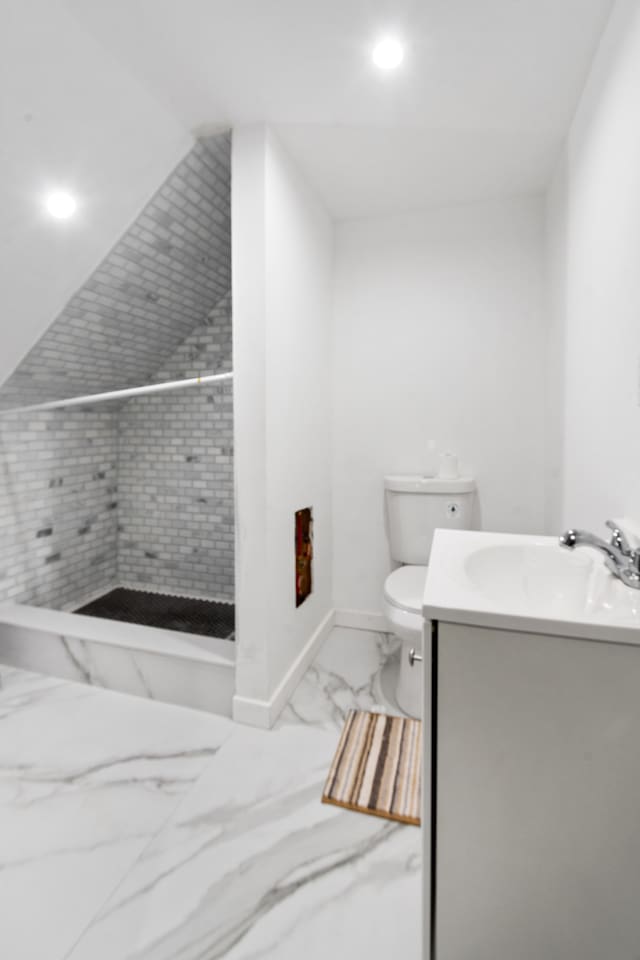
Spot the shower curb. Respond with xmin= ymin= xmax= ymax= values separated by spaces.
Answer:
xmin=0 ymin=602 xmax=235 ymax=717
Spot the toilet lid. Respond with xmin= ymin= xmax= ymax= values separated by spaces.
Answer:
xmin=383 ymin=565 xmax=429 ymax=614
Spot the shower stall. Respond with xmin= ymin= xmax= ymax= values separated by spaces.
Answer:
xmin=0 ymin=131 xmax=236 ymax=715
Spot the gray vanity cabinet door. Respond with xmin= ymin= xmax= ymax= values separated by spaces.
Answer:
xmin=434 ymin=622 xmax=640 ymax=960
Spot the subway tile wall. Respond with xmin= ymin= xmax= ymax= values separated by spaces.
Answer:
xmin=0 ymin=133 xmax=233 ymax=610
xmin=117 ymin=293 xmax=233 ymax=599
xmin=0 ymin=408 xmax=119 ymax=607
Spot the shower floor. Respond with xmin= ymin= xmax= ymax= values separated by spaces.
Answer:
xmin=75 ymin=588 xmax=235 ymax=640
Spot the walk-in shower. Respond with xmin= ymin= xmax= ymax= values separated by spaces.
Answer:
xmin=0 ymin=132 xmax=236 ymax=715
xmin=2 ymin=368 xmax=234 ymax=636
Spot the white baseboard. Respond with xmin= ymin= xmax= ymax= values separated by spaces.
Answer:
xmin=334 ymin=609 xmax=389 ymax=634
xmin=232 ymin=608 xmax=336 ymax=729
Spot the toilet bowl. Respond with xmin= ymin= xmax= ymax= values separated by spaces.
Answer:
xmin=382 ymin=474 xmax=477 ymax=720
xmin=383 ymin=565 xmax=427 ymax=718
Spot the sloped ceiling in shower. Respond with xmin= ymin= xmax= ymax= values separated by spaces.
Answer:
xmin=0 ymin=131 xmax=231 ymax=410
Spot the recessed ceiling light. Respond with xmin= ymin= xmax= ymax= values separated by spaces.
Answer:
xmin=372 ymin=36 xmax=404 ymax=71
xmin=45 ymin=190 xmax=77 ymax=220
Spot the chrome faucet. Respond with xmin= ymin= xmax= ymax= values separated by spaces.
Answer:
xmin=560 ymin=520 xmax=640 ymax=589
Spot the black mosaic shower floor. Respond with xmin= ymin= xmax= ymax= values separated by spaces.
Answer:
xmin=75 ymin=588 xmax=235 ymax=640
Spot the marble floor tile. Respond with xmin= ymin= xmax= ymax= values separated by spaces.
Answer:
xmin=2 ymin=626 xmax=422 ymax=960
xmin=0 ymin=666 xmax=231 ymax=960
xmin=280 ymin=627 xmax=402 ymax=728
xmin=66 ymin=627 xmax=421 ymax=960
xmin=66 ymin=723 xmax=421 ymax=960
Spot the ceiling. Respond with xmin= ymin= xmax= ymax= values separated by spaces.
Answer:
xmin=66 ymin=0 xmax=614 ymax=218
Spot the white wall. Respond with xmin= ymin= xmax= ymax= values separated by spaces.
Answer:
xmin=332 ymin=198 xmax=547 ymax=614
xmin=233 ymin=127 xmax=334 ymax=716
xmin=232 ymin=127 xmax=269 ymax=704
xmin=0 ymin=0 xmax=192 ymax=385
xmin=543 ymin=154 xmax=569 ymax=533
xmin=264 ymin=131 xmax=334 ymax=691
xmin=546 ymin=0 xmax=640 ymax=531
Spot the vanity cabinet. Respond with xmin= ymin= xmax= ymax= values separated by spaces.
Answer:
xmin=426 ymin=621 xmax=640 ymax=960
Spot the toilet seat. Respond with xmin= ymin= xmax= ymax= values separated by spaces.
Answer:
xmin=383 ymin=565 xmax=429 ymax=614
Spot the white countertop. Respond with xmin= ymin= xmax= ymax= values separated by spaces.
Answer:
xmin=424 ymin=529 xmax=640 ymax=646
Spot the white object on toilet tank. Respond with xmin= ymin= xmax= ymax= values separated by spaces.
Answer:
xmin=437 ymin=451 xmax=459 ymax=479
xmin=384 ymin=475 xmax=476 ymax=565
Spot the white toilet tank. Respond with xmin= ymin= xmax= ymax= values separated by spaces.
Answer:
xmin=385 ymin=475 xmax=476 ymax=564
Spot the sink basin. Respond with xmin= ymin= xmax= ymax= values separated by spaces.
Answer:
xmin=465 ymin=542 xmax=594 ymax=615
xmin=424 ymin=529 xmax=640 ymax=644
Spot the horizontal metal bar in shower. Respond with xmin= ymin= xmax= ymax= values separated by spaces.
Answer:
xmin=0 ymin=371 xmax=234 ymax=416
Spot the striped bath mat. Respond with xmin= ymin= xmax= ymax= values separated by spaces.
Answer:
xmin=322 ymin=710 xmax=422 ymax=826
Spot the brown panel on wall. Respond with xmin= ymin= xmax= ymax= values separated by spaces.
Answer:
xmin=295 ymin=507 xmax=313 ymax=607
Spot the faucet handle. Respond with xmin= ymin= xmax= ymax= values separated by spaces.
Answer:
xmin=606 ymin=520 xmax=633 ymax=556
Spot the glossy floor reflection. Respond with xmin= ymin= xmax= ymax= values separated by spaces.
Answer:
xmin=0 ymin=627 xmax=422 ymax=960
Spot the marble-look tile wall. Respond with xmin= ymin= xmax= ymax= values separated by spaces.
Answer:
xmin=0 ymin=408 xmax=119 ymax=607
xmin=117 ymin=293 xmax=234 ymax=599
xmin=0 ymin=614 xmax=235 ymax=715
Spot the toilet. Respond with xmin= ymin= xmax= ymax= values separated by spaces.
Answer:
xmin=382 ymin=474 xmax=476 ymax=717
